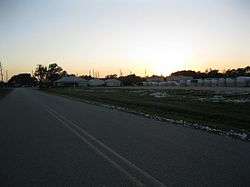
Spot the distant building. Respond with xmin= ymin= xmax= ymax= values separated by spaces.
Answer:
xmin=211 ymin=78 xmax=219 ymax=87
xmin=105 ymin=79 xmax=121 ymax=87
xmin=167 ymin=81 xmax=179 ymax=86
xmin=166 ymin=75 xmax=193 ymax=81
xmin=197 ymin=79 xmax=204 ymax=86
xmin=226 ymin=78 xmax=236 ymax=87
xmin=204 ymin=79 xmax=212 ymax=87
xmin=236 ymin=76 xmax=250 ymax=87
xmin=179 ymin=79 xmax=187 ymax=86
xmin=218 ymin=78 xmax=226 ymax=87
xmin=193 ymin=79 xmax=199 ymax=86
xmin=54 ymin=76 xmax=88 ymax=87
xmin=88 ymin=79 xmax=105 ymax=87
xmin=142 ymin=81 xmax=157 ymax=86
xmin=158 ymin=82 xmax=169 ymax=86
xmin=142 ymin=81 xmax=149 ymax=86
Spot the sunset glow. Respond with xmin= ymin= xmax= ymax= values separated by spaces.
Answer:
xmin=0 ymin=0 xmax=250 ymax=78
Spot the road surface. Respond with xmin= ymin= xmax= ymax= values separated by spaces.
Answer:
xmin=0 ymin=88 xmax=249 ymax=186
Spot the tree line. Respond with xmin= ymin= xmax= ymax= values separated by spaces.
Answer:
xmin=7 ymin=63 xmax=66 ymax=87
xmin=4 ymin=64 xmax=250 ymax=87
xmin=171 ymin=66 xmax=250 ymax=78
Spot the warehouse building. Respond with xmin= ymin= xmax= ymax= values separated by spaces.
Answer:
xmin=197 ymin=79 xmax=204 ymax=86
xmin=54 ymin=76 xmax=88 ymax=87
xmin=211 ymin=78 xmax=219 ymax=87
xmin=204 ymin=79 xmax=212 ymax=87
xmin=88 ymin=79 xmax=105 ymax=87
xmin=218 ymin=78 xmax=226 ymax=87
xmin=105 ymin=79 xmax=121 ymax=87
xmin=226 ymin=78 xmax=236 ymax=87
xmin=236 ymin=76 xmax=250 ymax=87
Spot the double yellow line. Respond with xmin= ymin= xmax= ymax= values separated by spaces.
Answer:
xmin=43 ymin=104 xmax=166 ymax=187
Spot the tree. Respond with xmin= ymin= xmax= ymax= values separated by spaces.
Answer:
xmin=8 ymin=73 xmax=37 ymax=87
xmin=245 ymin=66 xmax=250 ymax=74
xmin=206 ymin=69 xmax=222 ymax=78
xmin=46 ymin=63 xmax=63 ymax=83
xmin=105 ymin=74 xmax=117 ymax=79
xmin=118 ymin=74 xmax=144 ymax=86
xmin=79 ymin=75 xmax=93 ymax=80
xmin=60 ymin=70 xmax=68 ymax=77
xmin=171 ymin=70 xmax=198 ymax=77
xmin=34 ymin=65 xmax=47 ymax=83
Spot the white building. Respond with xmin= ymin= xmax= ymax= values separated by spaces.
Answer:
xmin=218 ymin=78 xmax=226 ymax=87
xmin=142 ymin=81 xmax=149 ymax=86
xmin=186 ymin=80 xmax=192 ymax=86
xmin=236 ymin=76 xmax=250 ymax=87
xmin=166 ymin=81 xmax=179 ymax=86
xmin=88 ymin=79 xmax=105 ymax=87
xmin=204 ymin=79 xmax=212 ymax=87
xmin=105 ymin=79 xmax=121 ymax=87
xmin=226 ymin=78 xmax=236 ymax=87
xmin=179 ymin=79 xmax=187 ymax=86
xmin=145 ymin=82 xmax=159 ymax=86
xmin=158 ymin=82 xmax=168 ymax=86
xmin=197 ymin=79 xmax=204 ymax=86
xmin=54 ymin=76 xmax=88 ymax=87
xmin=211 ymin=78 xmax=219 ymax=87
xmin=166 ymin=75 xmax=193 ymax=81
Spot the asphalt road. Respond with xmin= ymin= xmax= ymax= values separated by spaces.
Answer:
xmin=0 ymin=88 xmax=249 ymax=186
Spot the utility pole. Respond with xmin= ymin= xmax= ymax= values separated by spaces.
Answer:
xmin=5 ymin=70 xmax=8 ymax=82
xmin=0 ymin=62 xmax=3 ymax=82
xmin=73 ymin=76 xmax=76 ymax=89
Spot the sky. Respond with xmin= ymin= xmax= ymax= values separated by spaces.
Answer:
xmin=0 ymin=0 xmax=250 ymax=78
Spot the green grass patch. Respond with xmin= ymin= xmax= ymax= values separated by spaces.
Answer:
xmin=45 ymin=87 xmax=250 ymax=132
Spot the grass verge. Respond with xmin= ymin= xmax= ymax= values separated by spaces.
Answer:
xmin=44 ymin=87 xmax=250 ymax=133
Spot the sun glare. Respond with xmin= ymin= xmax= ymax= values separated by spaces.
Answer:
xmin=127 ymin=43 xmax=193 ymax=76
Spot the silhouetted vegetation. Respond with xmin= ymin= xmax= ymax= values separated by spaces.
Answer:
xmin=34 ymin=63 xmax=66 ymax=87
xmin=171 ymin=66 xmax=250 ymax=79
xmin=8 ymin=73 xmax=37 ymax=87
xmin=34 ymin=65 xmax=47 ymax=84
xmin=118 ymin=74 xmax=145 ymax=86
xmin=10 ymin=64 xmax=248 ymax=88
xmin=224 ymin=66 xmax=250 ymax=77
xmin=46 ymin=63 xmax=65 ymax=83
xmin=105 ymin=74 xmax=118 ymax=79
xmin=79 ymin=75 xmax=93 ymax=80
